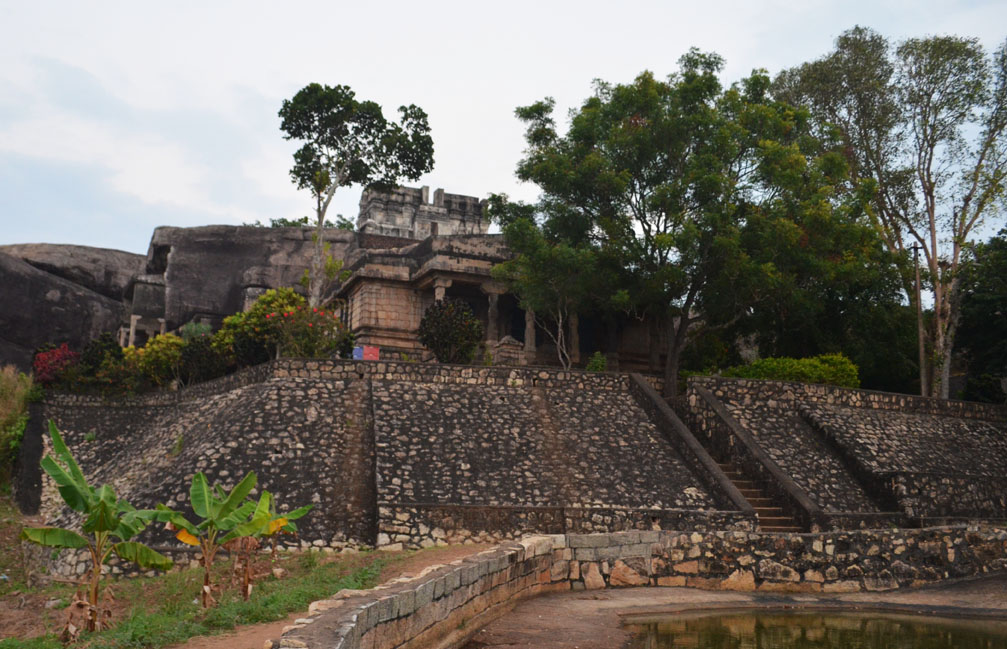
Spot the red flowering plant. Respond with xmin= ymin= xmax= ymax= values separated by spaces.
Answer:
xmin=269 ymin=305 xmax=355 ymax=359
xmin=32 ymin=343 xmax=81 ymax=388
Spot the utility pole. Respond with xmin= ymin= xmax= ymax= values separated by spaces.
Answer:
xmin=911 ymin=243 xmax=927 ymax=397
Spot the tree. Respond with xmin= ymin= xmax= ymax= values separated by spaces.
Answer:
xmin=21 ymin=423 xmax=172 ymax=633
xmin=488 ymin=196 xmax=598 ymax=369
xmin=957 ymin=228 xmax=1007 ymax=402
xmin=775 ymin=28 xmax=1007 ymax=398
xmin=417 ymin=298 xmax=484 ymax=364
xmin=279 ymin=83 xmax=434 ymax=307
xmin=512 ymin=53 xmax=872 ymax=395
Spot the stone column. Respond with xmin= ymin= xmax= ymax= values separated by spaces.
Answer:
xmin=569 ymin=312 xmax=580 ymax=365
xmin=486 ymin=293 xmax=499 ymax=344
xmin=433 ymin=277 xmax=452 ymax=302
xmin=128 ymin=314 xmax=141 ymax=347
xmin=523 ymin=309 xmax=536 ymax=365
xmin=158 ymin=318 xmax=167 ymax=335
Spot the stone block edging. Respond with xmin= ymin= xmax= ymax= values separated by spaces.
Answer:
xmin=271 ymin=525 xmax=1007 ymax=649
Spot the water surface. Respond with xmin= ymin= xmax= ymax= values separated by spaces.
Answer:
xmin=625 ymin=611 xmax=1007 ymax=648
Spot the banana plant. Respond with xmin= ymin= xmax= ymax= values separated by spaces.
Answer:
xmin=260 ymin=494 xmax=313 ymax=564
xmin=156 ymin=471 xmax=267 ymax=607
xmin=21 ymin=422 xmax=172 ymax=632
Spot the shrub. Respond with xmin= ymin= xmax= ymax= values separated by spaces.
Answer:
xmin=32 ymin=343 xmax=80 ymax=387
xmin=0 ymin=365 xmax=35 ymax=482
xmin=722 ymin=353 xmax=860 ymax=388
xmin=585 ymin=351 xmax=607 ymax=372
xmin=138 ymin=334 xmax=186 ymax=387
xmin=178 ymin=321 xmax=213 ymax=342
xmin=78 ymin=332 xmax=124 ymax=377
xmin=213 ymin=288 xmax=306 ymax=367
xmin=179 ymin=334 xmax=227 ymax=385
xmin=270 ymin=306 xmax=354 ymax=359
xmin=417 ymin=298 xmax=484 ymax=364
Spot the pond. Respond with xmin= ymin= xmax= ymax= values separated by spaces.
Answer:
xmin=625 ymin=611 xmax=1007 ymax=648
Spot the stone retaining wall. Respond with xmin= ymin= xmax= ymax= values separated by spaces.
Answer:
xmin=272 ymin=525 xmax=1007 ymax=649
xmin=684 ymin=377 xmax=1007 ymax=526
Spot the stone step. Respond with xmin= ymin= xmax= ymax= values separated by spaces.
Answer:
xmin=760 ymin=526 xmax=803 ymax=533
xmin=739 ymin=489 xmax=763 ymax=498
xmin=757 ymin=516 xmax=795 ymax=525
xmin=753 ymin=507 xmax=784 ymax=516
xmin=732 ymin=480 xmax=760 ymax=490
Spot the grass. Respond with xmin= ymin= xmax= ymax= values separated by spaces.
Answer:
xmin=0 ymin=365 xmax=35 ymax=484
xmin=0 ymin=496 xmax=384 ymax=649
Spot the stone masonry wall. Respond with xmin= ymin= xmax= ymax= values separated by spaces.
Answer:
xmin=803 ymin=404 xmax=1007 ymax=520
xmin=25 ymin=360 xmax=742 ymax=573
xmin=685 ymin=377 xmax=1007 ymax=526
xmin=270 ymin=525 xmax=1007 ymax=649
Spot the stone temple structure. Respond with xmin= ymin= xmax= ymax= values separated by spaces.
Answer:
xmin=0 ymin=185 xmax=660 ymax=371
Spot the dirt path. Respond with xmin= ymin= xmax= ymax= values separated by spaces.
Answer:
xmin=165 ymin=544 xmax=494 ymax=649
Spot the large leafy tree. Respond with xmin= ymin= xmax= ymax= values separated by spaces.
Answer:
xmin=775 ymin=28 xmax=1007 ymax=398
xmin=279 ymin=84 xmax=435 ymax=306
xmin=487 ymin=194 xmax=610 ymax=369
xmin=957 ymin=229 xmax=1007 ymax=402
xmin=512 ymin=52 xmax=877 ymax=395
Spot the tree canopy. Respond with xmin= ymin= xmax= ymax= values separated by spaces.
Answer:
xmin=279 ymin=83 xmax=434 ymax=306
xmin=775 ymin=27 xmax=1007 ymax=397
xmin=505 ymin=51 xmax=894 ymax=395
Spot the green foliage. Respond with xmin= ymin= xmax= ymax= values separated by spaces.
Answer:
xmin=178 ymin=334 xmax=227 ymax=386
xmin=20 ymin=423 xmax=171 ymax=631
xmin=509 ymin=53 xmax=876 ymax=394
xmin=585 ymin=351 xmax=607 ymax=372
xmin=212 ymin=288 xmax=306 ymax=366
xmin=79 ymin=333 xmax=124 ymax=377
xmin=722 ymin=353 xmax=860 ymax=388
xmin=957 ymin=229 xmax=1007 ymax=403
xmin=0 ymin=558 xmax=381 ymax=649
xmin=155 ymin=471 xmax=281 ymax=607
xmin=489 ymin=204 xmax=597 ymax=369
xmin=0 ymin=366 xmax=33 ymax=483
xmin=178 ymin=322 xmax=213 ymax=342
xmin=137 ymin=334 xmax=186 ymax=387
xmin=279 ymin=82 xmax=434 ymax=306
xmin=775 ymin=28 xmax=1007 ymax=398
xmin=417 ymin=298 xmax=484 ymax=364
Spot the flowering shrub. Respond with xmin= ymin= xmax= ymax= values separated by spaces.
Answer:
xmin=212 ymin=288 xmax=305 ymax=366
xmin=269 ymin=305 xmax=354 ymax=359
xmin=32 ymin=343 xmax=80 ymax=386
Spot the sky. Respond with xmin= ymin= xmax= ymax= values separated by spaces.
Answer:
xmin=1 ymin=1 xmax=1005 ymax=255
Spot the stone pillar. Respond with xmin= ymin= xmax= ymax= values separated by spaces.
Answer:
xmin=569 ymin=312 xmax=580 ymax=365
xmin=486 ymin=293 xmax=499 ymax=344
xmin=523 ymin=309 xmax=536 ymax=365
xmin=433 ymin=277 xmax=452 ymax=302
xmin=128 ymin=314 xmax=141 ymax=347
xmin=158 ymin=318 xmax=167 ymax=335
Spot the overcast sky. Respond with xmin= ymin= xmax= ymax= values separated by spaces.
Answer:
xmin=1 ymin=1 xmax=1005 ymax=255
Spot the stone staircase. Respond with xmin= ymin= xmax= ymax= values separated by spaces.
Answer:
xmin=717 ymin=461 xmax=802 ymax=533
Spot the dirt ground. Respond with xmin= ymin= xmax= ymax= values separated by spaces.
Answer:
xmin=166 ymin=543 xmax=494 ymax=649
xmin=462 ymin=574 xmax=1007 ymax=649
xmin=0 ymin=542 xmax=493 ymax=647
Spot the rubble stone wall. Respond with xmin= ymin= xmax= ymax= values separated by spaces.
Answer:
xmin=271 ymin=526 xmax=1007 ymax=649
xmin=25 ymin=361 xmax=738 ymax=570
xmin=685 ymin=377 xmax=1007 ymax=524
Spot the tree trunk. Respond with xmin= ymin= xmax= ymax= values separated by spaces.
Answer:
xmin=662 ymin=315 xmax=691 ymax=399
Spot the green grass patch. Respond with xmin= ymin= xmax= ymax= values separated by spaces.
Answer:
xmin=0 ymin=550 xmax=383 ymax=649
